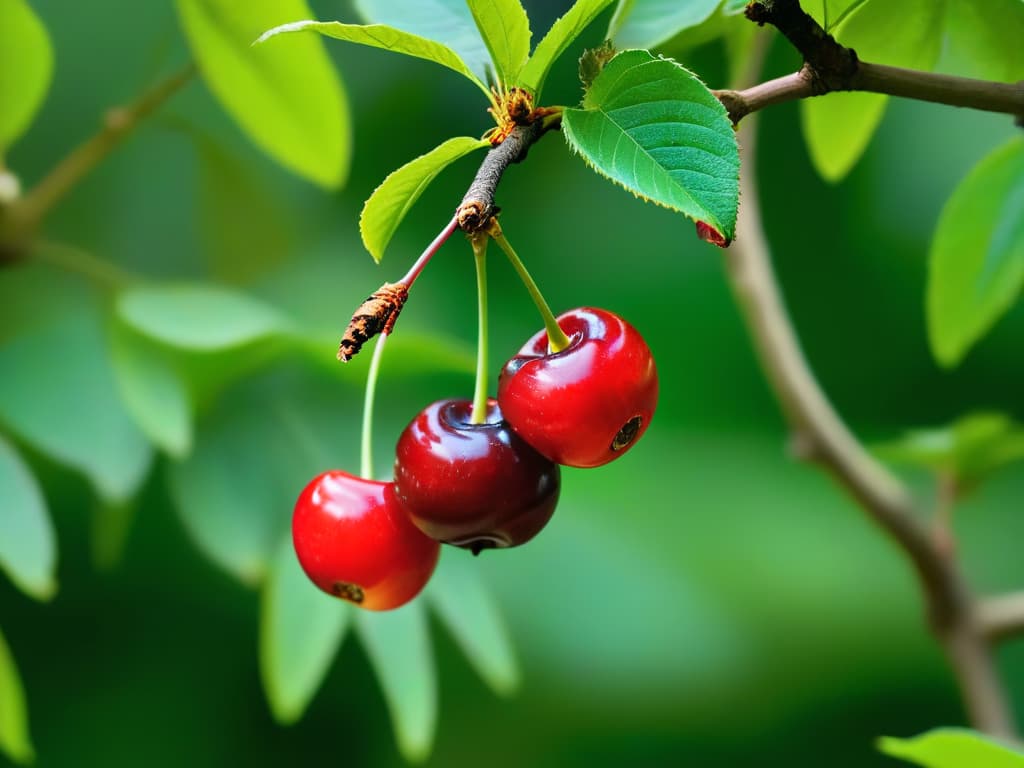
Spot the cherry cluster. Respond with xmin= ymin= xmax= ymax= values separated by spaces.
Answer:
xmin=293 ymin=306 xmax=658 ymax=610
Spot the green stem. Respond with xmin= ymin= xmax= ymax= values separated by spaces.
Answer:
xmin=470 ymin=233 xmax=490 ymax=425
xmin=360 ymin=332 xmax=389 ymax=480
xmin=12 ymin=64 xmax=195 ymax=237
xmin=34 ymin=240 xmax=136 ymax=289
xmin=487 ymin=221 xmax=571 ymax=353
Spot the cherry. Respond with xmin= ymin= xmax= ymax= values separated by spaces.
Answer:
xmin=393 ymin=398 xmax=560 ymax=553
xmin=292 ymin=470 xmax=440 ymax=610
xmin=497 ymin=307 xmax=658 ymax=468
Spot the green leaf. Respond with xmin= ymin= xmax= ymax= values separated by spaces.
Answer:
xmin=562 ymin=49 xmax=740 ymax=241
xmin=117 ymin=283 xmax=290 ymax=352
xmin=353 ymin=0 xmax=492 ymax=84
xmin=110 ymin=321 xmax=193 ymax=459
xmin=168 ymin=386 xmax=316 ymax=585
xmin=356 ymin=603 xmax=437 ymax=763
xmin=0 ymin=306 xmax=152 ymax=503
xmin=653 ymin=7 xmax=728 ymax=58
xmin=0 ymin=0 xmax=53 ymax=153
xmin=0 ymin=434 xmax=56 ymax=601
xmin=805 ymin=0 xmax=870 ymax=30
xmin=800 ymin=0 xmax=945 ymax=181
xmin=721 ymin=0 xmax=749 ymax=13
xmin=520 ymin=0 xmax=616 ymax=97
xmin=176 ymin=0 xmax=350 ymax=188
xmin=425 ymin=550 xmax=519 ymax=697
xmin=927 ymin=137 xmax=1024 ymax=367
xmin=360 ymin=136 xmax=488 ymax=262
xmin=260 ymin=535 xmax=351 ymax=724
xmin=0 ymin=625 xmax=33 ymax=765
xmin=466 ymin=0 xmax=531 ymax=84
xmin=608 ymin=0 xmax=720 ymax=49
xmin=193 ymin=130 xmax=293 ymax=284
xmin=878 ymin=728 xmax=1024 ymax=768
xmin=942 ymin=0 xmax=1024 ymax=82
xmin=873 ymin=412 xmax=1024 ymax=492
xmin=256 ymin=21 xmax=490 ymax=98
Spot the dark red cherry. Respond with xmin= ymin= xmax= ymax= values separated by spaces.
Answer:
xmin=392 ymin=398 xmax=560 ymax=553
xmin=498 ymin=307 xmax=658 ymax=468
xmin=292 ymin=471 xmax=440 ymax=610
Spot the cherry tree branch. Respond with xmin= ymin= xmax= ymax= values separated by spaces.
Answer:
xmin=979 ymin=592 xmax=1024 ymax=643
xmin=713 ymin=0 xmax=1024 ymax=126
xmin=456 ymin=118 xmax=549 ymax=233
xmin=1 ymin=64 xmax=194 ymax=254
xmin=715 ymin=62 xmax=1024 ymax=125
xmin=723 ymin=33 xmax=1018 ymax=740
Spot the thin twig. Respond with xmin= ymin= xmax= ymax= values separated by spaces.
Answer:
xmin=723 ymin=34 xmax=1018 ymax=740
xmin=979 ymin=593 xmax=1024 ymax=643
xmin=714 ymin=63 xmax=1024 ymax=125
xmin=715 ymin=0 xmax=1024 ymax=126
xmin=6 ymin=63 xmax=195 ymax=244
xmin=456 ymin=119 xmax=549 ymax=232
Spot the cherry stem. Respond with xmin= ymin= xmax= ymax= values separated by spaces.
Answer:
xmin=486 ymin=219 xmax=571 ymax=354
xmin=470 ymin=233 xmax=490 ymax=425
xmin=398 ymin=214 xmax=460 ymax=288
xmin=360 ymin=332 xmax=389 ymax=480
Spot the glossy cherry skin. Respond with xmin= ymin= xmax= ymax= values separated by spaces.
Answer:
xmin=393 ymin=398 xmax=560 ymax=553
xmin=498 ymin=307 xmax=658 ymax=468
xmin=292 ymin=471 xmax=440 ymax=610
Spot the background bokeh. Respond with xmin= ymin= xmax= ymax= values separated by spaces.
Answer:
xmin=1 ymin=1 xmax=1022 ymax=766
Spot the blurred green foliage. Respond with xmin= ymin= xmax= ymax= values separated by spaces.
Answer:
xmin=1 ymin=0 xmax=1024 ymax=766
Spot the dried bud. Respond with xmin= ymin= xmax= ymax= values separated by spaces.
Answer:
xmin=579 ymin=40 xmax=617 ymax=90
xmin=695 ymin=220 xmax=731 ymax=248
xmin=457 ymin=201 xmax=490 ymax=233
xmin=338 ymin=282 xmax=409 ymax=362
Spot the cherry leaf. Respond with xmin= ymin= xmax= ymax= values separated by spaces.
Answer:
xmin=927 ymin=136 xmax=1024 ymax=367
xmin=520 ymin=0 xmax=616 ymax=97
xmin=466 ymin=0 xmax=531 ymax=85
xmin=353 ymin=0 xmax=491 ymax=84
xmin=109 ymin=322 xmax=193 ymax=459
xmin=562 ymin=49 xmax=740 ymax=242
xmin=0 ymin=435 xmax=56 ymax=602
xmin=800 ymin=0 xmax=944 ymax=182
xmin=117 ymin=284 xmax=290 ymax=352
xmin=425 ymin=550 xmax=520 ymax=697
xmin=872 ymin=412 xmax=1024 ymax=493
xmin=0 ymin=305 xmax=152 ymax=504
xmin=607 ymin=0 xmax=720 ymax=50
xmin=356 ymin=603 xmax=437 ymax=763
xmin=878 ymin=728 xmax=1024 ymax=768
xmin=361 ymin=136 xmax=488 ymax=263
xmin=256 ymin=21 xmax=490 ymax=98
xmin=0 ymin=0 xmax=53 ymax=153
xmin=260 ymin=536 xmax=351 ymax=724
xmin=0 ymin=625 xmax=33 ymax=765
xmin=177 ymin=0 xmax=350 ymax=188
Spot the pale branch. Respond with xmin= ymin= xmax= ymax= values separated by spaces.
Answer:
xmin=978 ymin=592 xmax=1024 ymax=643
xmin=717 ymin=0 xmax=1024 ymax=126
xmin=1 ymin=63 xmax=195 ymax=252
xmin=725 ymin=94 xmax=1018 ymax=741
xmin=714 ymin=63 xmax=1024 ymax=125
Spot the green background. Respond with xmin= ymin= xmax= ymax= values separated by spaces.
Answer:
xmin=1 ymin=1 xmax=1023 ymax=766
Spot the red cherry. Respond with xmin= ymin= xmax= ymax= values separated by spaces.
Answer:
xmin=292 ymin=471 xmax=440 ymax=611
xmin=393 ymin=398 xmax=560 ymax=553
xmin=497 ymin=307 xmax=658 ymax=468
